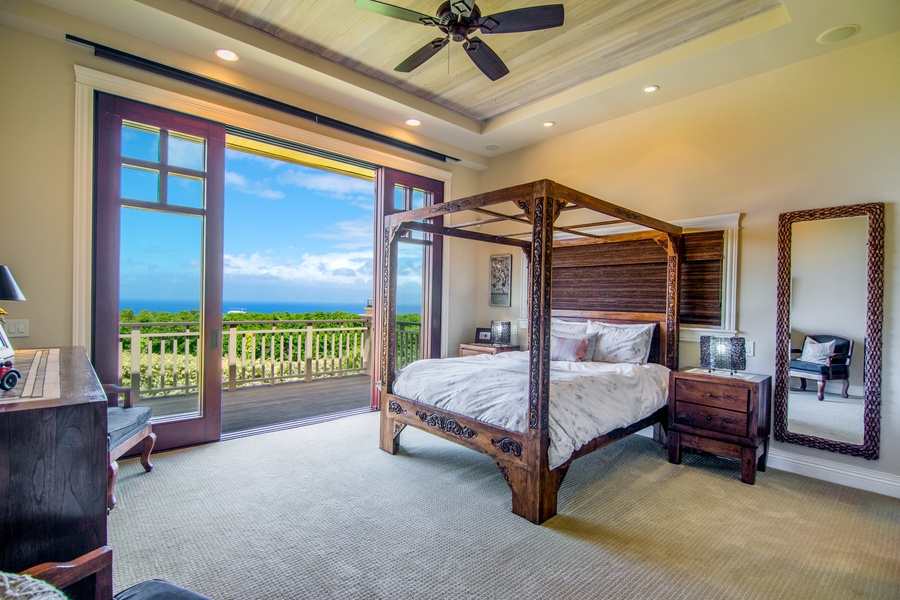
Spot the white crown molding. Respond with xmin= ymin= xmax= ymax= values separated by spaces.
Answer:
xmin=767 ymin=448 xmax=900 ymax=499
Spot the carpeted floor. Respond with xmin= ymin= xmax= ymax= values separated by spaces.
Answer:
xmin=109 ymin=413 xmax=899 ymax=599
xmin=787 ymin=390 xmax=865 ymax=444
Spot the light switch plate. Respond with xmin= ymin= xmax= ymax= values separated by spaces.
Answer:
xmin=5 ymin=318 xmax=29 ymax=337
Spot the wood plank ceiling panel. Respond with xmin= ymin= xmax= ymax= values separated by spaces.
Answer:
xmin=183 ymin=0 xmax=782 ymax=122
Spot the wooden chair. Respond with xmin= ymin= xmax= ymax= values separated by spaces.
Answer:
xmin=16 ymin=545 xmax=212 ymax=599
xmin=103 ymin=384 xmax=155 ymax=510
xmin=788 ymin=334 xmax=854 ymax=401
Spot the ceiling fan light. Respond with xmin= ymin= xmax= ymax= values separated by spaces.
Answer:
xmin=214 ymin=48 xmax=239 ymax=62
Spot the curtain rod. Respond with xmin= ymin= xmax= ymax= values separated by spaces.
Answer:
xmin=66 ymin=34 xmax=459 ymax=164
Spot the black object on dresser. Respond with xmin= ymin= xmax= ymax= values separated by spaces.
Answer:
xmin=667 ymin=368 xmax=772 ymax=484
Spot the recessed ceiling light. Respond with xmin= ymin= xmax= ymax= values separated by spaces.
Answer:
xmin=215 ymin=48 xmax=239 ymax=62
xmin=817 ymin=24 xmax=860 ymax=45
xmin=643 ymin=85 xmax=660 ymax=93
xmin=543 ymin=121 xmax=556 ymax=127
xmin=405 ymin=118 xmax=421 ymax=127
xmin=485 ymin=143 xmax=502 ymax=151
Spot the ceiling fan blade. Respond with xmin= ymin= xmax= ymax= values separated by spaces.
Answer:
xmin=463 ymin=37 xmax=509 ymax=81
xmin=450 ymin=0 xmax=475 ymax=18
xmin=395 ymin=37 xmax=450 ymax=72
xmin=479 ymin=5 xmax=565 ymax=34
xmin=354 ymin=0 xmax=440 ymax=26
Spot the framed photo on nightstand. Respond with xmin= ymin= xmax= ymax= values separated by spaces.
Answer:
xmin=475 ymin=328 xmax=492 ymax=342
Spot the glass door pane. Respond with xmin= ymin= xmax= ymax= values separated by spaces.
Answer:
xmin=396 ymin=240 xmax=423 ymax=368
xmin=119 ymin=208 xmax=203 ymax=418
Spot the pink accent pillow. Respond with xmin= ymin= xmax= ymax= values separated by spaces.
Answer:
xmin=550 ymin=334 xmax=594 ymax=362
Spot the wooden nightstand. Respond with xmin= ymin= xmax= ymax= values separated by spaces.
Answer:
xmin=458 ymin=343 xmax=520 ymax=357
xmin=667 ymin=368 xmax=772 ymax=484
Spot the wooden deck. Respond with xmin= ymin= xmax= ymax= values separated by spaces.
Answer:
xmin=136 ymin=375 xmax=372 ymax=435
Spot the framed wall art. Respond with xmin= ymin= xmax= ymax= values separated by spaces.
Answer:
xmin=489 ymin=254 xmax=512 ymax=307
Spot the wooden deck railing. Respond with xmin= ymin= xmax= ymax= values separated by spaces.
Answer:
xmin=117 ymin=317 xmax=420 ymax=402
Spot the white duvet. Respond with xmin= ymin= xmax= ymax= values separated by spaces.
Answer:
xmin=392 ymin=351 xmax=670 ymax=469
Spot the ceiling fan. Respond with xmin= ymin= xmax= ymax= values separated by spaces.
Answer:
xmin=355 ymin=0 xmax=565 ymax=81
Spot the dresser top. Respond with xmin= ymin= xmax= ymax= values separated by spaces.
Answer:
xmin=0 ymin=346 xmax=105 ymax=412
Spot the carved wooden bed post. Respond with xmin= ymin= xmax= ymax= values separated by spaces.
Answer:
xmin=663 ymin=233 xmax=682 ymax=370
xmin=379 ymin=221 xmax=403 ymax=454
xmin=497 ymin=180 xmax=568 ymax=524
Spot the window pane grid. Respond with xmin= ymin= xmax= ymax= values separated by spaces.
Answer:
xmin=119 ymin=123 xmax=208 ymax=211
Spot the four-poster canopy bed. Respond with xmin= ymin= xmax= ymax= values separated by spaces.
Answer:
xmin=378 ymin=180 xmax=683 ymax=524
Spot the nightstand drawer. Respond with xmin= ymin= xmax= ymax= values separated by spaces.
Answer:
xmin=673 ymin=401 xmax=749 ymax=437
xmin=673 ymin=378 xmax=749 ymax=412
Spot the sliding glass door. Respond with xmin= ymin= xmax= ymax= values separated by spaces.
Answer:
xmin=94 ymin=94 xmax=225 ymax=449
xmin=372 ymin=169 xmax=443 ymax=408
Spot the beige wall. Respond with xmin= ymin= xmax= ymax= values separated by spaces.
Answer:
xmin=1 ymin=14 xmax=897 ymax=486
xmin=453 ymin=32 xmax=899 ymax=478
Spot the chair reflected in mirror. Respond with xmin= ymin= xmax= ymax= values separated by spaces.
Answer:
xmin=788 ymin=334 xmax=853 ymax=401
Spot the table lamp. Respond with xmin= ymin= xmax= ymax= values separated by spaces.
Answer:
xmin=700 ymin=335 xmax=746 ymax=375
xmin=491 ymin=320 xmax=511 ymax=345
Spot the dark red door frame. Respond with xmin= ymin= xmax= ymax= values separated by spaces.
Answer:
xmin=94 ymin=93 xmax=224 ymax=449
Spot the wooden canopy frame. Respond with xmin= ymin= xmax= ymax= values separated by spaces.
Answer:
xmin=378 ymin=180 xmax=682 ymax=524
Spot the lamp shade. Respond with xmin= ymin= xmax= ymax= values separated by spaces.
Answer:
xmin=700 ymin=335 xmax=746 ymax=374
xmin=0 ymin=266 xmax=25 ymax=302
xmin=490 ymin=321 xmax=511 ymax=345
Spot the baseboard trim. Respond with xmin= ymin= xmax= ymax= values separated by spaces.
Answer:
xmin=767 ymin=448 xmax=900 ymax=499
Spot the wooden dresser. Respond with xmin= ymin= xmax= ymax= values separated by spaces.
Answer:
xmin=667 ymin=368 xmax=772 ymax=484
xmin=458 ymin=343 xmax=520 ymax=357
xmin=0 ymin=347 xmax=108 ymax=599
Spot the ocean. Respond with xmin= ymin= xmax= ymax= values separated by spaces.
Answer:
xmin=120 ymin=298 xmax=421 ymax=315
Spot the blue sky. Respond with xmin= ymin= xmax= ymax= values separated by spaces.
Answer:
xmin=119 ymin=140 xmax=423 ymax=310
xmin=222 ymin=149 xmax=376 ymax=305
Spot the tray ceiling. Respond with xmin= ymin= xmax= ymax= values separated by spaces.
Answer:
xmin=184 ymin=0 xmax=782 ymax=123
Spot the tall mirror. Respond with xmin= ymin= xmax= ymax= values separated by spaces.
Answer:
xmin=774 ymin=203 xmax=884 ymax=459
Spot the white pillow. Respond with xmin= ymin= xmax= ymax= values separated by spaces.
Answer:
xmin=799 ymin=337 xmax=835 ymax=364
xmin=549 ymin=333 xmax=597 ymax=362
xmin=550 ymin=317 xmax=588 ymax=337
xmin=586 ymin=321 xmax=654 ymax=364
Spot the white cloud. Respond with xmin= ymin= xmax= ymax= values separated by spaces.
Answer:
xmin=224 ymin=251 xmax=372 ymax=285
xmin=223 ymin=249 xmax=419 ymax=287
xmin=278 ymin=168 xmax=373 ymax=202
xmin=225 ymin=171 xmax=246 ymax=187
xmin=310 ymin=218 xmax=372 ymax=250
xmin=224 ymin=170 xmax=285 ymax=200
